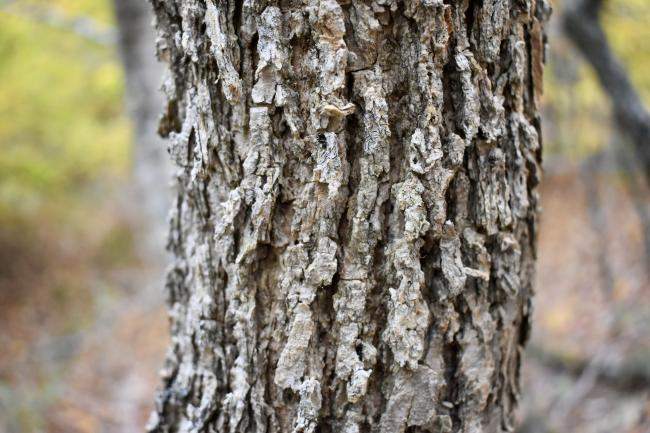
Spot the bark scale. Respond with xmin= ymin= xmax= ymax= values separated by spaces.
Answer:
xmin=147 ymin=0 xmax=549 ymax=432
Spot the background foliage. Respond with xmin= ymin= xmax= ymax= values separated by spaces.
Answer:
xmin=0 ymin=0 xmax=128 ymax=221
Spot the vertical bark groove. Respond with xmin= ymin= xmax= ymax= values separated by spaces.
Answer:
xmin=147 ymin=0 xmax=549 ymax=432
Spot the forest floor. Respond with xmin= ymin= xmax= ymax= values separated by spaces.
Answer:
xmin=1 ymin=162 xmax=649 ymax=433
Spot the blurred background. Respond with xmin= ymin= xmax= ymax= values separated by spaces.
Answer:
xmin=0 ymin=0 xmax=648 ymax=432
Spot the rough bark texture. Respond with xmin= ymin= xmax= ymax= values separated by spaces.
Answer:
xmin=147 ymin=0 xmax=549 ymax=432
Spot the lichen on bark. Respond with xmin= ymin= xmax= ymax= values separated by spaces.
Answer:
xmin=147 ymin=0 xmax=550 ymax=431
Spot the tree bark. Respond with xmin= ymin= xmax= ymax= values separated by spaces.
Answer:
xmin=147 ymin=0 xmax=549 ymax=432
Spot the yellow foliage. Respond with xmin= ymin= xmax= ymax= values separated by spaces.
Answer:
xmin=605 ymin=0 xmax=650 ymax=102
xmin=543 ymin=0 xmax=650 ymax=159
xmin=0 ymin=0 xmax=129 ymax=219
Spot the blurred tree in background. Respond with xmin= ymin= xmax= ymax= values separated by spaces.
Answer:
xmin=544 ymin=0 xmax=650 ymax=160
xmin=0 ymin=2 xmax=163 ymax=432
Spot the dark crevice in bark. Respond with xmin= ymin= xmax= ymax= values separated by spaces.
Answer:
xmin=444 ymin=330 xmax=463 ymax=432
xmin=442 ymin=61 xmax=462 ymax=139
xmin=464 ymin=0 xmax=483 ymax=47
xmin=232 ymin=0 xmax=244 ymax=37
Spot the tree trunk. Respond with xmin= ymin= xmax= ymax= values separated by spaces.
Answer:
xmin=147 ymin=0 xmax=549 ymax=432
xmin=562 ymin=0 xmax=650 ymax=265
xmin=563 ymin=0 xmax=650 ymax=183
xmin=114 ymin=0 xmax=172 ymax=259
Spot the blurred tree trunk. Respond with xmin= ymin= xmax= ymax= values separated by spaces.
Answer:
xmin=563 ymin=0 xmax=650 ymax=264
xmin=114 ymin=0 xmax=172 ymax=258
xmin=147 ymin=1 xmax=548 ymax=432
xmin=564 ymin=0 xmax=650 ymax=181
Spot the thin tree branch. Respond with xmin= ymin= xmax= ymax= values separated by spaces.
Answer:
xmin=528 ymin=344 xmax=650 ymax=393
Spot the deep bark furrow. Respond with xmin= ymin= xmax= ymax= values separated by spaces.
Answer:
xmin=147 ymin=0 xmax=548 ymax=432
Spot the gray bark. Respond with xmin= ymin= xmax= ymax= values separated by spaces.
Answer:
xmin=114 ymin=0 xmax=172 ymax=258
xmin=147 ymin=0 xmax=549 ymax=432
